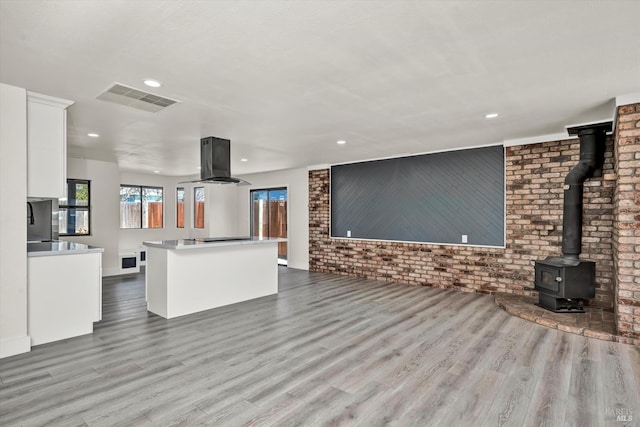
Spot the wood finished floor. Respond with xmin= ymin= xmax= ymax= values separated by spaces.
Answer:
xmin=1 ymin=267 xmax=639 ymax=427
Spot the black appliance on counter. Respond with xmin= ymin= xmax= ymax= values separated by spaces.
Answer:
xmin=27 ymin=199 xmax=57 ymax=242
xmin=534 ymin=122 xmax=611 ymax=313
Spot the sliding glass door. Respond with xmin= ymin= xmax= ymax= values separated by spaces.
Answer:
xmin=251 ymin=188 xmax=287 ymax=265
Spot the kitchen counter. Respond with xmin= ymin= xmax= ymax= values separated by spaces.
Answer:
xmin=27 ymin=240 xmax=104 ymax=257
xmin=144 ymin=237 xmax=281 ymax=319
xmin=27 ymin=243 xmax=103 ymax=346
xmin=143 ymin=236 xmax=285 ymax=250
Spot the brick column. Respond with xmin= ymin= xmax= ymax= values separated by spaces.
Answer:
xmin=613 ymin=102 xmax=640 ymax=345
xmin=309 ymin=169 xmax=331 ymax=272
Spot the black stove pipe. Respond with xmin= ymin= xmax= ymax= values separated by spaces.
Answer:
xmin=562 ymin=123 xmax=610 ymax=259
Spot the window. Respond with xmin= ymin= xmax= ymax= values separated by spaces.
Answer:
xmin=120 ymin=185 xmax=141 ymax=228
xmin=59 ymin=179 xmax=90 ymax=236
xmin=194 ymin=187 xmax=205 ymax=228
xmin=120 ymin=185 xmax=163 ymax=229
xmin=250 ymin=188 xmax=288 ymax=265
xmin=177 ymin=187 xmax=185 ymax=228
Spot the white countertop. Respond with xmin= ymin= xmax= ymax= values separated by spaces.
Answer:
xmin=143 ymin=237 xmax=285 ymax=250
xmin=27 ymin=241 xmax=105 ymax=257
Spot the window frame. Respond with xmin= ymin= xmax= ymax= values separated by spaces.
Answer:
xmin=194 ymin=186 xmax=205 ymax=229
xmin=59 ymin=178 xmax=91 ymax=237
xmin=120 ymin=184 xmax=164 ymax=229
xmin=176 ymin=187 xmax=185 ymax=228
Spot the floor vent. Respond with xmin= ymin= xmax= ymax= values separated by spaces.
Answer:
xmin=97 ymin=82 xmax=180 ymax=113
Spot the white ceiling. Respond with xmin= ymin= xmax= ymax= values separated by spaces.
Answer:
xmin=1 ymin=0 xmax=639 ymax=177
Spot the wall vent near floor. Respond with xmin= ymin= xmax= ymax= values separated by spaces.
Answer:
xmin=97 ymin=82 xmax=180 ymax=113
xmin=119 ymin=252 xmax=140 ymax=275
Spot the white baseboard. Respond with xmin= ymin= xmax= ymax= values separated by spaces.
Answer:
xmin=102 ymin=266 xmax=144 ymax=277
xmin=0 ymin=335 xmax=31 ymax=359
xmin=101 ymin=267 xmax=121 ymax=277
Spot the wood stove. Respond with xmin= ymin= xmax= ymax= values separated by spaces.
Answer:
xmin=535 ymin=257 xmax=595 ymax=312
xmin=534 ymin=122 xmax=611 ymax=313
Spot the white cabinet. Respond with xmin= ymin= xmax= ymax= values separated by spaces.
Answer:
xmin=27 ymin=92 xmax=74 ymax=198
xmin=28 ymin=252 xmax=102 ymax=346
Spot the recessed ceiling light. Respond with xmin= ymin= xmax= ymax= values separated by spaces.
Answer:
xmin=336 ymin=140 xmax=347 ymax=145
xmin=87 ymin=133 xmax=99 ymax=137
xmin=144 ymin=79 xmax=162 ymax=88
xmin=240 ymin=158 xmax=248 ymax=162
xmin=484 ymin=113 xmax=500 ymax=119
xmin=153 ymin=170 xmax=160 ymax=174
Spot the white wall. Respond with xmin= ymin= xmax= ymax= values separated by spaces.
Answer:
xmin=0 ymin=83 xmax=30 ymax=358
xmin=204 ymin=184 xmax=240 ymax=237
xmin=66 ymin=158 xmax=121 ymax=276
xmin=235 ymin=168 xmax=309 ymax=270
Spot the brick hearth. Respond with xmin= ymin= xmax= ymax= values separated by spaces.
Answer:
xmin=494 ymin=294 xmax=621 ymax=343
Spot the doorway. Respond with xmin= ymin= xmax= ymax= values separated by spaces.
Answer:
xmin=250 ymin=188 xmax=288 ymax=265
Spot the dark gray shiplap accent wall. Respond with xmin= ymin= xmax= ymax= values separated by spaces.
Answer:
xmin=330 ymin=145 xmax=505 ymax=246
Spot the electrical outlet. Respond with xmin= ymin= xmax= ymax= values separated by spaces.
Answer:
xmin=347 ymin=230 xmax=352 ymax=237
xmin=461 ymin=234 xmax=468 ymax=243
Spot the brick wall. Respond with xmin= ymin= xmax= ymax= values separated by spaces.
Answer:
xmin=613 ymin=102 xmax=640 ymax=343
xmin=309 ymin=138 xmax=616 ymax=308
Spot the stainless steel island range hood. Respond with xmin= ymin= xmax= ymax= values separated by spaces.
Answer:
xmin=183 ymin=136 xmax=249 ymax=185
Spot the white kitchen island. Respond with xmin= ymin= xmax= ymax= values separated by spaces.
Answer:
xmin=143 ymin=237 xmax=282 ymax=319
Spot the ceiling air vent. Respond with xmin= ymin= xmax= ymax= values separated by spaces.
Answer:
xmin=97 ymin=82 xmax=180 ymax=113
